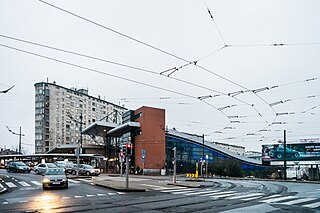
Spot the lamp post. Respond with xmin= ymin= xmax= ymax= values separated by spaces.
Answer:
xmin=6 ymin=126 xmax=25 ymax=154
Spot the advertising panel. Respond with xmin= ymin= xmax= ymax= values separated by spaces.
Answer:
xmin=262 ymin=143 xmax=320 ymax=162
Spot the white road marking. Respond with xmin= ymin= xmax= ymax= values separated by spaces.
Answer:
xmin=279 ymin=197 xmax=318 ymax=205
xmin=108 ymin=193 xmax=117 ymax=195
xmin=97 ymin=194 xmax=106 ymax=196
xmin=19 ymin=181 xmax=31 ymax=187
xmin=62 ymin=197 xmax=71 ymax=199
xmin=241 ymin=196 xmax=263 ymax=201
xmin=172 ymin=190 xmax=196 ymax=194
xmin=68 ymin=179 xmax=80 ymax=184
xmin=75 ymin=195 xmax=84 ymax=198
xmin=6 ymin=182 xmax=17 ymax=188
xmin=210 ymin=193 xmax=240 ymax=199
xmin=303 ymin=201 xmax=320 ymax=208
xmin=228 ymin=193 xmax=264 ymax=200
xmin=117 ymin=192 xmax=126 ymax=195
xmin=185 ymin=190 xmax=220 ymax=196
xmin=200 ymin=191 xmax=236 ymax=197
xmin=3 ymin=202 xmax=8 ymax=205
xmin=79 ymin=179 xmax=91 ymax=183
xmin=161 ymin=188 xmax=192 ymax=193
xmin=86 ymin=194 xmax=95 ymax=197
xmin=31 ymin=181 xmax=42 ymax=186
xmin=260 ymin=196 xmax=297 ymax=203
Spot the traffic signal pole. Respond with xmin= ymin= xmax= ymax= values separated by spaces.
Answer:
xmin=125 ymin=155 xmax=129 ymax=188
xmin=173 ymin=147 xmax=176 ymax=184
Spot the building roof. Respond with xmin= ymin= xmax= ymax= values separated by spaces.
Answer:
xmin=166 ymin=129 xmax=262 ymax=165
xmin=82 ymin=121 xmax=119 ymax=137
xmin=107 ymin=122 xmax=141 ymax=137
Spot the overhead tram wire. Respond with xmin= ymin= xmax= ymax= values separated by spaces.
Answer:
xmin=0 ymin=34 xmax=257 ymax=107
xmin=38 ymin=0 xmax=189 ymax=64
xmin=38 ymin=0 xmax=277 ymax=130
xmin=0 ymin=43 xmax=195 ymax=100
xmin=0 ymin=43 xmax=232 ymax=124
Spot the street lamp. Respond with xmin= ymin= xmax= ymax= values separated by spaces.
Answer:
xmin=6 ymin=126 xmax=25 ymax=154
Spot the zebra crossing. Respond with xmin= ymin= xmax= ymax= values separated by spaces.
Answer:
xmin=157 ymin=186 xmax=320 ymax=209
xmin=0 ymin=178 xmax=89 ymax=190
xmin=1 ymin=191 xmax=126 ymax=205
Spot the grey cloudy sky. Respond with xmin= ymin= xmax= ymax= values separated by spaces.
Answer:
xmin=1 ymin=0 xmax=319 ymax=154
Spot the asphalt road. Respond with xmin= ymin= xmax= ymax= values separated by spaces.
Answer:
xmin=2 ymin=169 xmax=320 ymax=212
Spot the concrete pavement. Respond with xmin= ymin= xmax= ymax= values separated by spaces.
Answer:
xmin=92 ymin=174 xmax=211 ymax=192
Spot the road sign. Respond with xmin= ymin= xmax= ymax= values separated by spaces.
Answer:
xmin=142 ymin=149 xmax=146 ymax=162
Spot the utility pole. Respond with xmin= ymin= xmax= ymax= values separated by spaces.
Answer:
xmin=284 ymin=130 xmax=287 ymax=180
xmin=6 ymin=126 xmax=25 ymax=154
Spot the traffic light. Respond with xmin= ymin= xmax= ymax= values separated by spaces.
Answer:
xmin=127 ymin=143 xmax=133 ymax=156
xmin=122 ymin=144 xmax=127 ymax=156
xmin=170 ymin=148 xmax=175 ymax=161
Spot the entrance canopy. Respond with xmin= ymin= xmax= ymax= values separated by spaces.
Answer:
xmin=107 ymin=122 xmax=140 ymax=137
xmin=82 ymin=121 xmax=118 ymax=138
xmin=82 ymin=121 xmax=140 ymax=138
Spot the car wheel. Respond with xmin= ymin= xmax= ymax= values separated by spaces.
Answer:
xmin=294 ymin=152 xmax=300 ymax=158
xmin=64 ymin=183 xmax=68 ymax=189
xmin=42 ymin=185 xmax=47 ymax=190
xmin=86 ymin=171 xmax=90 ymax=176
xmin=7 ymin=168 xmax=10 ymax=173
xmin=277 ymin=153 xmax=283 ymax=159
xmin=72 ymin=170 xmax=76 ymax=175
xmin=35 ymin=170 xmax=39 ymax=175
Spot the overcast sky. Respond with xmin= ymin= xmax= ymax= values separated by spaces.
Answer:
xmin=1 ymin=0 xmax=319 ymax=154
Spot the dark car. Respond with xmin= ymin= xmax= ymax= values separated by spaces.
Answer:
xmin=269 ymin=147 xmax=300 ymax=159
xmin=71 ymin=164 xmax=100 ymax=176
xmin=42 ymin=168 xmax=68 ymax=190
xmin=34 ymin=163 xmax=58 ymax=175
xmin=7 ymin=161 xmax=31 ymax=173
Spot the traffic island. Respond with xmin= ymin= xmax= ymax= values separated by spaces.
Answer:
xmin=0 ymin=175 xmax=8 ymax=194
xmin=93 ymin=179 xmax=146 ymax=192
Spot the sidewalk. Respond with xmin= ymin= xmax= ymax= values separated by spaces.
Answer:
xmin=92 ymin=174 xmax=213 ymax=192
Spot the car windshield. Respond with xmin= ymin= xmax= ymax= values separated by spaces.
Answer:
xmin=45 ymin=169 xmax=65 ymax=175
xmin=15 ymin=162 xmax=26 ymax=166
xmin=47 ymin=163 xmax=58 ymax=168
xmin=83 ymin=165 xmax=94 ymax=169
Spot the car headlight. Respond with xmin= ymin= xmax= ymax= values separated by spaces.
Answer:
xmin=43 ymin=178 xmax=50 ymax=183
xmin=91 ymin=170 xmax=95 ymax=173
xmin=62 ymin=178 xmax=67 ymax=182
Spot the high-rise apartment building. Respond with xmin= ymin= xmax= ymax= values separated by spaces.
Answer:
xmin=34 ymin=81 xmax=127 ymax=153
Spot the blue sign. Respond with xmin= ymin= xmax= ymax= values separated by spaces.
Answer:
xmin=142 ymin=149 xmax=146 ymax=162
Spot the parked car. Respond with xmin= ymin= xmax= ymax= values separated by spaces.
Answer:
xmin=71 ymin=164 xmax=100 ymax=176
xmin=34 ymin=163 xmax=58 ymax=175
xmin=54 ymin=161 xmax=74 ymax=174
xmin=42 ymin=168 xmax=68 ymax=190
xmin=6 ymin=161 xmax=31 ymax=173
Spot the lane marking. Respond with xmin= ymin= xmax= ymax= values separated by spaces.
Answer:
xmin=97 ymin=194 xmax=106 ymax=196
xmin=228 ymin=193 xmax=264 ymax=200
xmin=68 ymin=179 xmax=80 ymax=184
xmin=279 ymin=197 xmax=318 ymax=205
xmin=117 ymin=192 xmax=126 ymax=195
xmin=161 ymin=188 xmax=192 ymax=193
xmin=19 ymin=181 xmax=31 ymax=187
xmin=31 ymin=181 xmax=42 ymax=186
xmin=210 ymin=193 xmax=240 ymax=199
xmin=86 ymin=194 xmax=95 ymax=197
xmin=260 ymin=196 xmax=297 ymax=203
xmin=75 ymin=195 xmax=84 ymax=198
xmin=185 ymin=190 xmax=220 ymax=196
xmin=200 ymin=191 xmax=236 ymax=197
xmin=303 ymin=201 xmax=320 ymax=208
xmin=6 ymin=182 xmax=17 ymax=188
xmin=241 ymin=196 xmax=263 ymax=201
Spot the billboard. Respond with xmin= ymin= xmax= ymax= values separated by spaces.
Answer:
xmin=262 ymin=143 xmax=320 ymax=162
